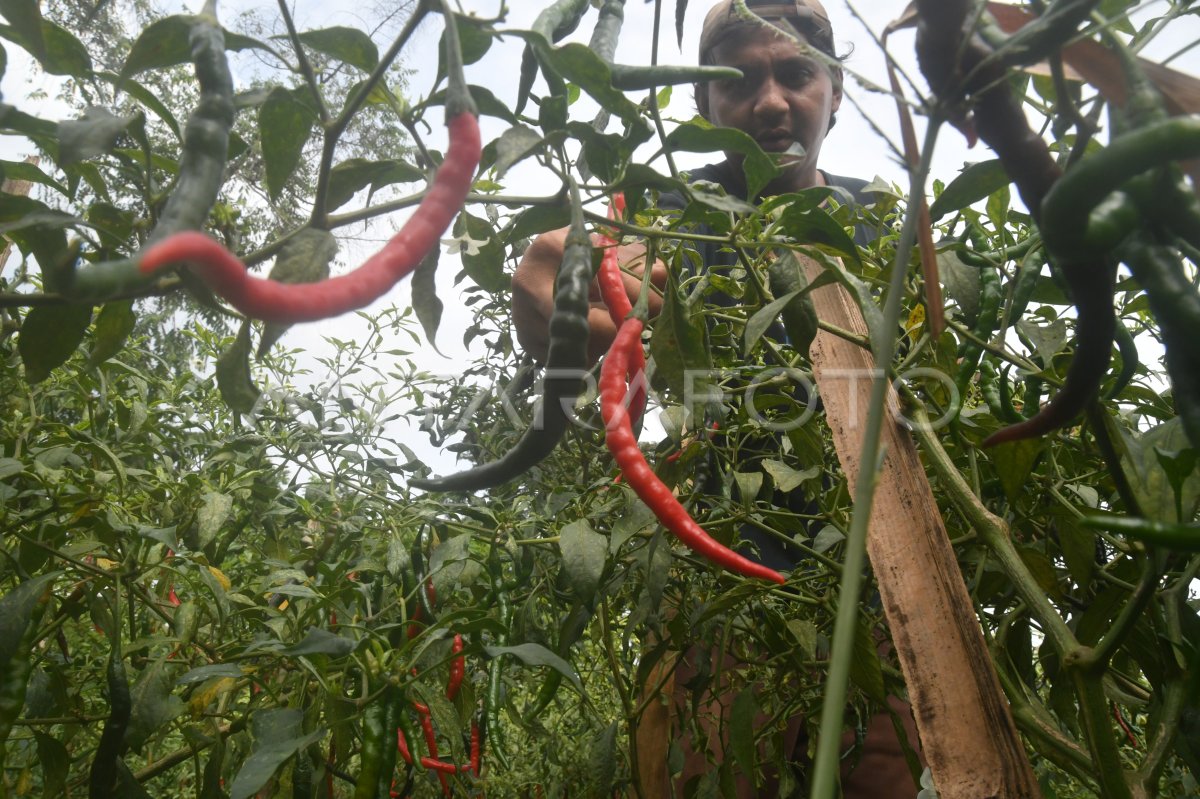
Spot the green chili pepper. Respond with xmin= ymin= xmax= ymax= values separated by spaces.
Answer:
xmin=914 ymin=13 xmax=1121 ymax=449
xmin=89 ymin=653 xmax=132 ymax=799
xmin=1082 ymin=514 xmax=1200 ymax=551
xmin=412 ymin=181 xmax=592 ymax=492
xmin=1105 ymin=318 xmax=1139 ymax=400
xmin=979 ymin=360 xmax=1015 ymax=423
xmin=609 ymin=64 xmax=744 ymax=91
xmin=1040 ymin=123 xmax=1200 ymax=257
xmin=954 ymin=232 xmax=1040 ymax=269
xmin=1122 ymin=236 xmax=1200 ymax=449
xmin=354 ymin=685 xmax=393 ymax=799
xmin=70 ymin=2 xmax=234 ymax=301
xmin=955 ymin=259 xmax=1002 ymax=402
xmin=1005 ymin=245 xmax=1043 ymax=333
xmin=516 ymin=0 xmax=591 ymax=115
xmin=587 ymin=0 xmax=624 ymax=63
xmin=526 ymin=602 xmax=592 ymax=718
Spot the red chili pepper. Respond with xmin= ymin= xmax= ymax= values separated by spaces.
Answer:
xmin=470 ymin=721 xmax=481 ymax=776
xmin=397 ymin=726 xmax=413 ymax=764
xmin=167 ymin=586 xmax=180 ymax=606
xmin=600 ymin=318 xmax=786 ymax=584
xmin=596 ymin=194 xmax=646 ymax=422
xmin=446 ymin=634 xmax=465 ymax=700
xmin=398 ymin=724 xmax=475 ymax=775
xmin=416 ymin=706 xmax=451 ymax=797
xmin=137 ymin=112 xmax=481 ymax=325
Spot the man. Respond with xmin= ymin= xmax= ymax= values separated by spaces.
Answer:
xmin=512 ymin=1 xmax=923 ymax=795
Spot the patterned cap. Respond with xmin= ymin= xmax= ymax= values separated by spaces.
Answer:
xmin=698 ymin=0 xmax=835 ymax=61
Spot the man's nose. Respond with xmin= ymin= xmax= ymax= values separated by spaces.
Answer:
xmin=753 ymin=78 xmax=789 ymax=120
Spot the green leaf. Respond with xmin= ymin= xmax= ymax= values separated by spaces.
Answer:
xmin=57 ymin=107 xmax=140 ymax=166
xmin=505 ymin=204 xmax=571 ymax=242
xmin=34 ymin=731 xmax=68 ymax=797
xmin=228 ymin=708 xmax=325 ymax=799
xmin=411 ymin=245 xmax=443 ymax=348
xmin=776 ymin=204 xmax=860 ymax=262
xmin=436 ymin=12 xmax=493 ymax=81
xmin=729 ymin=689 xmax=759 ymax=782
xmin=259 ymin=86 xmax=314 ymax=201
xmin=929 ymin=159 xmax=1010 ymax=220
xmin=0 ymin=573 xmax=58 ymax=669
xmin=849 ymin=621 xmax=888 ymax=703
xmin=1108 ymin=416 xmax=1200 ymax=524
xmin=493 ymin=124 xmax=543 ymax=178
xmin=37 ymin=19 xmax=90 ymax=76
xmin=452 ymin=211 xmax=507 ymax=293
xmin=19 ymin=303 xmax=92 ymax=384
xmin=587 ymin=722 xmax=619 ymax=796
xmin=258 ymin=228 xmax=337 ymax=355
xmin=216 ymin=323 xmax=261 ymax=416
xmin=121 ymin=17 xmax=268 ymax=81
xmin=292 ymin=26 xmax=378 ymax=72
xmin=766 ymin=250 xmax=819 ymax=355
xmin=124 ymin=657 xmax=185 ymax=754
xmin=1055 ymin=511 xmax=1096 ymax=590
xmin=666 ymin=120 xmax=778 ymax=200
xmin=120 ymin=15 xmax=192 ymax=79
xmin=98 ymin=72 xmax=181 ymax=139
xmin=484 ymin=643 xmax=583 ymax=692
xmin=1016 ymin=546 xmax=1063 ymax=600
xmin=0 ymin=0 xmax=44 ymax=61
xmin=745 ymin=289 xmax=799 ymax=353
xmin=197 ymin=490 xmax=233 ymax=549
xmin=559 ymin=519 xmax=607 ymax=603
xmin=0 ymin=158 xmax=66 ymax=196
xmin=278 ymin=628 xmax=356 ymax=658
xmin=177 ymin=664 xmax=245 ymax=685
xmin=535 ymin=40 xmax=650 ymax=133
xmin=990 ymin=438 xmax=1044 ymax=505
xmin=732 ymin=470 xmax=764 ymax=508
xmin=761 ymin=459 xmax=817 ymax=493
xmin=1015 ymin=317 xmax=1067 ymax=366
xmin=325 ymin=158 xmax=423 ymax=212
xmin=649 ymin=270 xmax=714 ymax=409
xmin=87 ymin=300 xmax=137 ymax=369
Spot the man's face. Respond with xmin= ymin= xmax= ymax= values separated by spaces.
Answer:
xmin=703 ymin=24 xmax=842 ymax=194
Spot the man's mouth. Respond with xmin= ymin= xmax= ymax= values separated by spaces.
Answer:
xmin=756 ymin=131 xmax=793 ymax=151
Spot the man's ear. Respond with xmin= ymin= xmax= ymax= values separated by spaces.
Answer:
xmin=827 ymin=66 xmax=843 ymax=131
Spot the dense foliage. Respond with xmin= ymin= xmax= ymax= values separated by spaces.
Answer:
xmin=1 ymin=0 xmax=1199 ymax=797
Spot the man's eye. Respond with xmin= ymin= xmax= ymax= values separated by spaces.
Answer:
xmin=780 ymin=68 xmax=814 ymax=87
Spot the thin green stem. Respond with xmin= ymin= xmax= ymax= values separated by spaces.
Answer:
xmin=809 ymin=118 xmax=940 ymax=799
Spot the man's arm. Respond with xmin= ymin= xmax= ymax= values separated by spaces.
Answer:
xmin=511 ymin=227 xmax=666 ymax=363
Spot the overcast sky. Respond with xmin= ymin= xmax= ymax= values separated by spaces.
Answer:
xmin=2 ymin=1 xmax=1197 ymax=472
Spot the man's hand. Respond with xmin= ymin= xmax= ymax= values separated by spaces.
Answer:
xmin=512 ymin=227 xmax=667 ymax=363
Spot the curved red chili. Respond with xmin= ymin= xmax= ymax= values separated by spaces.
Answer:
xmin=597 ymin=194 xmax=646 ymax=423
xmin=600 ymin=317 xmax=786 ymax=584
xmin=137 ymin=112 xmax=481 ymax=324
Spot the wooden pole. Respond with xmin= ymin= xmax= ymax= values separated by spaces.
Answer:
xmin=803 ymin=253 xmax=1040 ymax=798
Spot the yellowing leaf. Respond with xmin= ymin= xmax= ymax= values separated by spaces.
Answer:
xmin=208 ymin=566 xmax=231 ymax=591
xmin=95 ymin=558 xmax=119 ymax=571
xmin=189 ymin=676 xmax=237 ymax=716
